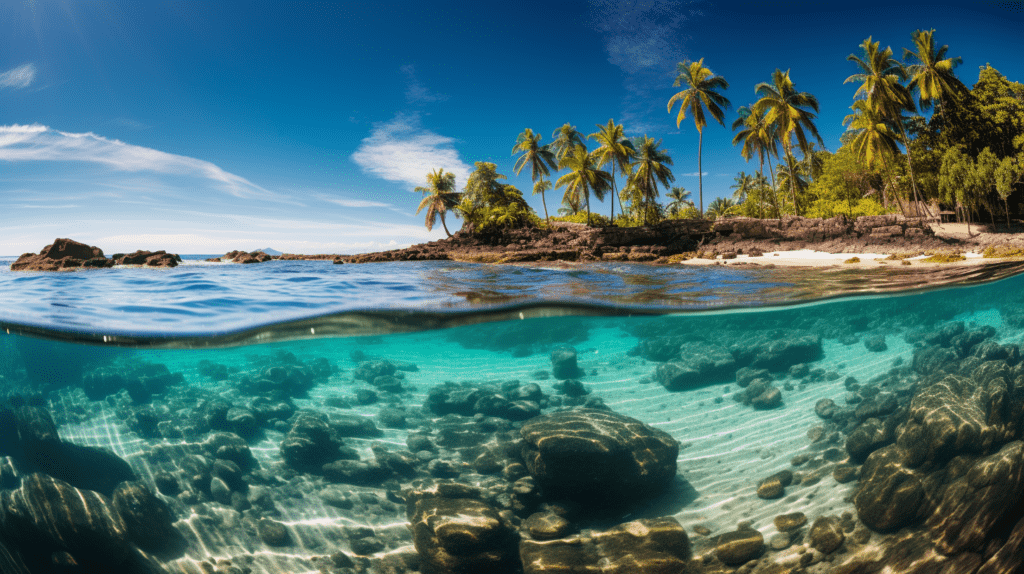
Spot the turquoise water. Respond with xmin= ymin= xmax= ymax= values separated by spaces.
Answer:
xmin=2 ymin=259 xmax=1024 ymax=573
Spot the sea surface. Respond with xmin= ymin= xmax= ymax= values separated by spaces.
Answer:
xmin=2 ymin=256 xmax=1024 ymax=573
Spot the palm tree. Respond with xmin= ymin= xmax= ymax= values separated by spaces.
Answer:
xmin=555 ymin=144 xmax=613 ymax=226
xmin=588 ymin=119 xmax=636 ymax=222
xmin=775 ymin=161 xmax=808 ymax=204
xmin=706 ymin=197 xmax=737 ymax=220
xmin=414 ymin=168 xmax=462 ymax=237
xmin=730 ymin=172 xmax=754 ymax=204
xmin=628 ymin=135 xmax=675 ymax=225
xmin=903 ymin=29 xmax=967 ymax=127
xmin=753 ymin=69 xmax=824 ymax=217
xmin=533 ymin=179 xmax=553 ymax=224
xmin=512 ymin=128 xmax=557 ymax=224
xmin=665 ymin=186 xmax=693 ymax=216
xmin=668 ymin=58 xmax=731 ymax=216
xmin=732 ymin=104 xmax=781 ymax=218
xmin=843 ymin=99 xmax=903 ymax=211
xmin=550 ymin=124 xmax=587 ymax=162
xmin=846 ymin=37 xmax=927 ymax=216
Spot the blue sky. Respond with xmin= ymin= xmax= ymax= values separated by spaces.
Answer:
xmin=1 ymin=1 xmax=1022 ymax=254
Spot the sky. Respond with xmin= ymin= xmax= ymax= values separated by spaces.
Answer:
xmin=1 ymin=0 xmax=1023 ymax=255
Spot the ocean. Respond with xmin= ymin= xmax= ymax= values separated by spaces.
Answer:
xmin=1 ymin=257 xmax=1024 ymax=574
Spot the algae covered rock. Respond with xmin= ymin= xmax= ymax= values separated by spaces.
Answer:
xmin=407 ymin=489 xmax=518 ymax=574
xmin=715 ymin=529 xmax=764 ymax=565
xmin=519 ymin=409 xmax=679 ymax=504
xmin=551 ymin=345 xmax=583 ymax=379
xmin=809 ymin=516 xmax=845 ymax=553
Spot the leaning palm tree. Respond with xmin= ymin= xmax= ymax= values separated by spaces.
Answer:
xmin=732 ymin=104 xmax=782 ymax=219
xmin=588 ymin=119 xmax=636 ymax=221
xmin=730 ymin=171 xmax=754 ymax=204
xmin=414 ymin=168 xmax=462 ymax=237
xmin=550 ymin=123 xmax=587 ymax=162
xmin=555 ymin=144 xmax=613 ymax=226
xmin=775 ymin=161 xmax=809 ymax=206
xmin=628 ymin=135 xmax=675 ymax=225
xmin=846 ymin=37 xmax=927 ymax=215
xmin=668 ymin=58 xmax=731 ymax=216
xmin=532 ymin=179 xmax=553 ymax=224
xmin=843 ymin=99 xmax=904 ymax=212
xmin=512 ymin=128 xmax=557 ymax=223
xmin=903 ymin=29 xmax=967 ymax=126
xmin=665 ymin=186 xmax=693 ymax=216
xmin=753 ymin=69 xmax=824 ymax=217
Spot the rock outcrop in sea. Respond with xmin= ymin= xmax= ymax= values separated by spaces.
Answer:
xmin=11 ymin=238 xmax=182 ymax=271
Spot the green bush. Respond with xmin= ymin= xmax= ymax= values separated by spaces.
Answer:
xmin=804 ymin=198 xmax=896 ymax=219
xmin=549 ymin=212 xmax=612 ymax=227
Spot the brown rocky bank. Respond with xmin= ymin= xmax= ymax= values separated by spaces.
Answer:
xmin=11 ymin=238 xmax=181 ymax=271
xmin=339 ymin=215 xmax=962 ymax=265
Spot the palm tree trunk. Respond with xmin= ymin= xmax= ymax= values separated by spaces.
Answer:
xmin=898 ymin=128 xmax=930 ymax=218
xmin=698 ymin=130 xmax=704 ymax=217
xmin=786 ymin=150 xmax=800 ymax=217
xmin=766 ymin=155 xmax=781 ymax=221
xmin=880 ymin=154 xmax=908 ymax=217
xmin=541 ymin=191 xmax=549 ymax=225
xmin=585 ymin=189 xmax=591 ymax=226
xmin=610 ymin=165 xmax=616 ymax=224
xmin=440 ymin=214 xmax=452 ymax=238
xmin=1006 ymin=198 xmax=1012 ymax=230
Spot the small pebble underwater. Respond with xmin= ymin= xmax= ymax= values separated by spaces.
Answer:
xmin=2 ymin=260 xmax=1024 ymax=573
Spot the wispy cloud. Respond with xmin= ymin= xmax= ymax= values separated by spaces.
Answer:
xmin=0 ymin=124 xmax=271 ymax=198
xmin=350 ymin=113 xmax=471 ymax=189
xmin=0 ymin=64 xmax=36 ymax=89
xmin=400 ymin=64 xmax=448 ymax=103
xmin=681 ymin=171 xmax=709 ymax=176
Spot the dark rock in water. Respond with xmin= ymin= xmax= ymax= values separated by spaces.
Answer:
xmin=926 ymin=440 xmax=1024 ymax=556
xmin=951 ymin=326 xmax=996 ymax=358
xmin=226 ymin=407 xmax=258 ymax=439
xmin=901 ymin=373 xmax=1001 ymax=468
xmin=197 ymin=359 xmax=229 ymax=381
xmin=864 ymin=335 xmax=888 ymax=352
xmin=815 ymin=398 xmax=837 ymax=419
xmin=833 ymin=464 xmax=859 ymax=483
xmin=426 ymin=384 xmax=484 ymax=417
xmin=634 ymin=336 xmax=683 ymax=362
xmin=377 ymin=407 xmax=408 ymax=429
xmin=203 ymin=432 xmax=257 ymax=471
xmin=250 ymin=396 xmax=295 ymax=425
xmin=519 ymin=516 xmax=691 ymax=574
xmin=407 ymin=434 xmax=435 ymax=453
xmin=354 ymin=359 xmax=397 ymax=382
xmin=519 ymin=409 xmax=679 ymax=505
xmin=738 ymin=334 xmax=823 ymax=372
xmin=789 ymin=363 xmax=811 ymax=378
xmin=212 ymin=459 xmax=246 ymax=491
xmin=10 ymin=238 xmax=110 ymax=271
xmin=854 ymin=392 xmax=898 ymax=421
xmin=281 ymin=415 xmax=345 ymax=471
xmin=0 ymin=474 xmax=133 ymax=569
xmin=153 ymin=472 xmax=180 ymax=497
xmin=655 ymin=362 xmax=702 ymax=391
xmin=531 ymin=370 xmax=550 ymax=380
xmin=371 ymin=374 xmax=404 ymax=393
xmin=736 ymin=366 xmax=770 ymax=388
xmin=112 ymin=481 xmax=186 ymax=557
xmin=656 ymin=342 xmax=738 ymax=391
xmin=912 ymin=345 xmax=958 ymax=377
xmin=846 ymin=418 xmax=890 ymax=463
xmin=323 ymin=459 xmax=392 ymax=486
xmin=751 ymin=386 xmax=782 ymax=409
xmin=854 ymin=444 xmax=925 ymax=531
xmin=407 ymin=488 xmax=518 ymax=574
xmin=115 ymin=249 xmax=179 ymax=267
xmin=258 ymin=518 xmax=292 ymax=546
xmin=756 ymin=470 xmax=793 ymax=499
xmin=553 ymin=379 xmax=589 ymax=397
xmin=523 ymin=511 xmax=572 ymax=540
xmin=551 ymin=346 xmax=583 ymax=380
xmin=774 ymin=512 xmax=807 ymax=532
xmin=809 ymin=516 xmax=845 ymax=554
xmin=715 ymin=529 xmax=764 ymax=565
xmin=355 ymin=389 xmax=379 ymax=405
xmin=83 ymin=362 xmax=184 ymax=403
xmin=332 ymin=414 xmax=384 ymax=438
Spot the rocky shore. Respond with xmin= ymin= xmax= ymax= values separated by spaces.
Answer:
xmin=11 ymin=238 xmax=181 ymax=271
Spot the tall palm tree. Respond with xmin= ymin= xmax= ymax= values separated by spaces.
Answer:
xmin=846 ymin=37 xmax=927 ymax=216
xmin=414 ymin=168 xmax=462 ymax=237
xmin=706 ymin=197 xmax=737 ymax=220
xmin=628 ymin=136 xmax=675 ymax=225
xmin=753 ymin=69 xmax=824 ymax=217
xmin=752 ymin=171 xmax=771 ymax=218
xmin=668 ymin=58 xmax=731 ymax=216
xmin=512 ymin=128 xmax=557 ymax=224
xmin=732 ymin=104 xmax=781 ymax=218
xmin=588 ymin=119 xmax=636 ymax=222
xmin=775 ymin=161 xmax=809 ymax=204
xmin=665 ymin=186 xmax=693 ymax=216
xmin=843 ymin=99 xmax=903 ymax=211
xmin=730 ymin=172 xmax=754 ymax=204
xmin=903 ymin=29 xmax=967 ymax=125
xmin=550 ymin=124 xmax=587 ymax=162
xmin=555 ymin=144 xmax=613 ymax=226
xmin=533 ymin=179 xmax=553 ymax=224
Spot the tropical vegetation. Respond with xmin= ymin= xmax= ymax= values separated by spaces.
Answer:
xmin=408 ymin=28 xmax=1024 ymax=236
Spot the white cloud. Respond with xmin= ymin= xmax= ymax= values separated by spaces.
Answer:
xmin=681 ymin=171 xmax=709 ymax=176
xmin=351 ymin=113 xmax=471 ymax=189
xmin=589 ymin=0 xmax=691 ymax=75
xmin=400 ymin=64 xmax=448 ymax=103
xmin=0 ymin=124 xmax=271 ymax=198
xmin=0 ymin=64 xmax=36 ymax=89
xmin=324 ymin=198 xmax=391 ymax=208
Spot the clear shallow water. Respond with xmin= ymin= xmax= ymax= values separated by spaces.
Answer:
xmin=2 ymin=260 xmax=1024 ymax=573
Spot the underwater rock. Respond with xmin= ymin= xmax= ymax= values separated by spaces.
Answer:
xmin=197 ymin=359 xmax=229 ymax=381
xmin=656 ymin=343 xmax=737 ymax=391
xmin=734 ymin=334 xmax=823 ymax=372
xmin=82 ymin=362 xmax=184 ymax=404
xmin=552 ymin=379 xmax=589 ymax=397
xmin=815 ymin=398 xmax=837 ymax=419
xmin=0 ymin=473 xmax=134 ymax=569
xmin=854 ymin=444 xmax=925 ymax=531
xmin=519 ymin=516 xmax=691 ymax=574
xmin=864 ymin=335 xmax=888 ymax=352
xmin=280 ymin=414 xmax=347 ymax=471
xmin=912 ymin=345 xmax=958 ymax=378
xmin=551 ymin=346 xmax=584 ymax=379
xmin=846 ymin=418 xmax=891 ymax=463
xmin=332 ymin=413 xmax=384 ymax=438
xmin=522 ymin=511 xmax=572 ymax=540
xmin=407 ymin=487 xmax=518 ymax=574
xmin=323 ymin=459 xmax=392 ymax=486
xmin=115 ymin=250 xmax=180 ymax=267
xmin=203 ymin=432 xmax=258 ymax=470
xmin=250 ymin=396 xmax=295 ymax=425
xmin=809 ymin=516 xmax=845 ymax=554
xmin=112 ymin=481 xmax=186 ymax=557
xmin=226 ymin=407 xmax=258 ymax=439
xmin=257 ymin=518 xmax=291 ymax=546
xmin=756 ymin=470 xmax=793 ymax=499
xmin=774 ymin=512 xmax=807 ymax=532
xmin=900 ymin=373 xmax=1002 ymax=467
xmin=355 ymin=388 xmax=379 ymax=405
xmin=751 ymin=386 xmax=782 ymax=409
xmin=715 ymin=529 xmax=765 ymax=565
xmin=833 ymin=464 xmax=859 ymax=483
xmin=633 ymin=336 xmax=684 ymax=362
xmin=951 ymin=326 xmax=996 ymax=358
xmin=426 ymin=384 xmax=485 ymax=417
xmin=736 ymin=366 xmax=770 ymax=388
xmin=519 ymin=409 xmax=679 ymax=504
